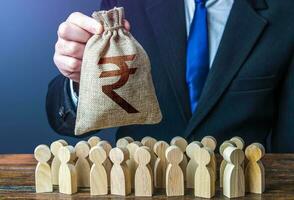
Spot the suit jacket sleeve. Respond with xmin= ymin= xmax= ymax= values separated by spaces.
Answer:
xmin=46 ymin=0 xmax=117 ymax=136
xmin=272 ymin=55 xmax=294 ymax=152
xmin=46 ymin=75 xmax=77 ymax=136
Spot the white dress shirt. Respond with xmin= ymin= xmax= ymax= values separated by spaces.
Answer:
xmin=70 ymin=0 xmax=234 ymax=106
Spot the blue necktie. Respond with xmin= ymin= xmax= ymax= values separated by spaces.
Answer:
xmin=186 ymin=0 xmax=209 ymax=113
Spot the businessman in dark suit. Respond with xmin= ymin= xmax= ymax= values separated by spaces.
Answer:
xmin=47 ymin=0 xmax=294 ymax=152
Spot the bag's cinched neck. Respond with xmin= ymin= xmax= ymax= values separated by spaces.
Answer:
xmin=92 ymin=7 xmax=125 ymax=31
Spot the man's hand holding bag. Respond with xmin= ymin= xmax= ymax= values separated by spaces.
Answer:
xmin=75 ymin=7 xmax=162 ymax=135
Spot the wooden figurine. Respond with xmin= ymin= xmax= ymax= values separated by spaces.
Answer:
xmin=75 ymin=141 xmax=91 ymax=187
xmin=201 ymin=136 xmax=217 ymax=182
xmin=34 ymin=144 xmax=53 ymax=193
xmin=88 ymin=136 xmax=101 ymax=148
xmin=89 ymin=146 xmax=108 ymax=195
xmin=134 ymin=146 xmax=153 ymax=196
xmin=245 ymin=143 xmax=265 ymax=194
xmin=154 ymin=141 xmax=169 ymax=188
xmin=194 ymin=147 xmax=215 ymax=198
xmin=170 ymin=136 xmax=188 ymax=182
xmin=109 ymin=147 xmax=131 ymax=196
xmin=166 ymin=145 xmax=184 ymax=196
xmin=219 ymin=140 xmax=236 ymax=188
xmin=97 ymin=140 xmax=113 ymax=183
xmin=141 ymin=136 xmax=157 ymax=170
xmin=126 ymin=141 xmax=142 ymax=189
xmin=116 ymin=136 xmax=134 ymax=148
xmin=230 ymin=136 xmax=245 ymax=169
xmin=223 ymin=146 xmax=245 ymax=198
xmin=50 ymin=139 xmax=67 ymax=185
xmin=87 ymin=136 xmax=101 ymax=166
xmin=58 ymin=145 xmax=77 ymax=194
xmin=186 ymin=141 xmax=203 ymax=188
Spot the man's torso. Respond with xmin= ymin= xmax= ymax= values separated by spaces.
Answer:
xmin=106 ymin=0 xmax=294 ymax=151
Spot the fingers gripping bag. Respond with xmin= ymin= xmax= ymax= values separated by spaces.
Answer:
xmin=75 ymin=7 xmax=162 ymax=135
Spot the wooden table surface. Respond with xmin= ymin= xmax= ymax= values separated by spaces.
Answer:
xmin=0 ymin=154 xmax=294 ymax=199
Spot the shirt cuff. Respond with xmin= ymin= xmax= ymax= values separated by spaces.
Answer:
xmin=69 ymin=80 xmax=78 ymax=106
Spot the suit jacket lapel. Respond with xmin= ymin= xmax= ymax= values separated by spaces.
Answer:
xmin=184 ymin=0 xmax=268 ymax=138
xmin=145 ymin=0 xmax=192 ymax=122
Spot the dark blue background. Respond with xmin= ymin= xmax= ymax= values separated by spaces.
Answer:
xmin=0 ymin=0 xmax=116 ymax=153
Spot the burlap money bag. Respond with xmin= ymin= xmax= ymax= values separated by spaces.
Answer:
xmin=75 ymin=7 xmax=162 ymax=135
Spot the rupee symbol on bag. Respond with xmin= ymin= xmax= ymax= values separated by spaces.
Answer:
xmin=98 ymin=55 xmax=139 ymax=113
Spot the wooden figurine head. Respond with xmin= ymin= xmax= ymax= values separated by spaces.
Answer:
xmin=230 ymin=136 xmax=245 ymax=150
xmin=154 ymin=141 xmax=169 ymax=159
xmin=141 ymin=136 xmax=157 ymax=150
xmin=89 ymin=146 xmax=107 ymax=165
xmin=34 ymin=144 xmax=51 ymax=163
xmin=58 ymin=146 xmax=76 ymax=164
xmin=109 ymin=147 xmax=129 ymax=164
xmin=127 ymin=142 xmax=142 ymax=159
xmin=75 ymin=141 xmax=90 ymax=159
xmin=87 ymin=136 xmax=101 ymax=148
xmin=50 ymin=140 xmax=68 ymax=157
xmin=223 ymin=146 xmax=244 ymax=165
xmin=201 ymin=136 xmax=217 ymax=151
xmin=245 ymin=143 xmax=265 ymax=162
xmin=124 ymin=136 xmax=134 ymax=143
xmin=98 ymin=140 xmax=112 ymax=156
xmin=186 ymin=141 xmax=203 ymax=159
xmin=219 ymin=140 xmax=236 ymax=156
xmin=170 ymin=136 xmax=188 ymax=153
xmin=195 ymin=147 xmax=212 ymax=166
xmin=116 ymin=137 xmax=134 ymax=148
xmin=135 ymin=146 xmax=151 ymax=165
xmin=166 ymin=146 xmax=183 ymax=165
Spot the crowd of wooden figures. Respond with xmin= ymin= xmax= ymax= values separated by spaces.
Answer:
xmin=34 ymin=135 xmax=265 ymax=198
